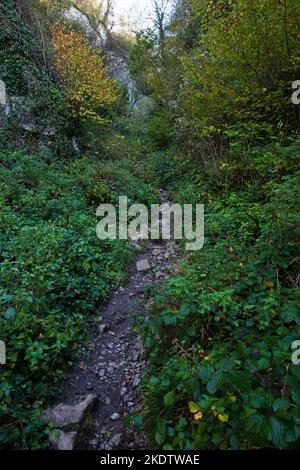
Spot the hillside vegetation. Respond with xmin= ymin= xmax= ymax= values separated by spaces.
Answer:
xmin=0 ymin=0 xmax=300 ymax=450
xmin=0 ymin=0 xmax=157 ymax=448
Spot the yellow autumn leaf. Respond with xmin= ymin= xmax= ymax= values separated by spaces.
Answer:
xmin=264 ymin=280 xmax=274 ymax=288
xmin=194 ymin=411 xmax=203 ymax=420
xmin=218 ymin=413 xmax=229 ymax=422
xmin=189 ymin=401 xmax=200 ymax=413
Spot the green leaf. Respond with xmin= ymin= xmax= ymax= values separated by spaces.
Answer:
xmin=133 ymin=415 xmax=142 ymax=429
xmin=155 ymin=431 xmax=165 ymax=445
xmin=4 ymin=307 xmax=16 ymax=319
xmin=157 ymin=418 xmax=167 ymax=435
xmin=271 ymin=417 xmax=288 ymax=449
xmin=123 ymin=415 xmax=132 ymax=427
xmin=230 ymin=433 xmax=239 ymax=449
xmin=284 ymin=423 xmax=300 ymax=443
xmin=178 ymin=416 xmax=188 ymax=428
xmin=247 ymin=414 xmax=272 ymax=442
xmin=257 ymin=358 xmax=270 ymax=370
xmin=273 ymin=398 xmax=289 ymax=412
xmin=228 ymin=370 xmax=251 ymax=392
xmin=0 ymin=294 xmax=13 ymax=303
xmin=207 ymin=370 xmax=225 ymax=394
xmin=188 ymin=401 xmax=200 ymax=413
xmin=164 ymin=391 xmax=175 ymax=407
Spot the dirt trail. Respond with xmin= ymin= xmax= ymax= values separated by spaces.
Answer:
xmin=45 ymin=193 xmax=179 ymax=450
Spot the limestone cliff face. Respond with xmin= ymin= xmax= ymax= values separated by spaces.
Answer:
xmin=65 ymin=6 xmax=155 ymax=115
xmin=107 ymin=52 xmax=155 ymax=115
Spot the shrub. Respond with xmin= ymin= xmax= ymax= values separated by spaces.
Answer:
xmin=51 ymin=22 xmax=118 ymax=124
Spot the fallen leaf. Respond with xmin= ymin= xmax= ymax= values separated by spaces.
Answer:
xmin=189 ymin=401 xmax=200 ymax=413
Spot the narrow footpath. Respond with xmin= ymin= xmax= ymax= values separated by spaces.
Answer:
xmin=42 ymin=194 xmax=179 ymax=450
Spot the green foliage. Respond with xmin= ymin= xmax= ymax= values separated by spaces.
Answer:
xmin=128 ymin=2 xmax=300 ymax=450
xmin=130 ymin=0 xmax=300 ymax=159
xmin=147 ymin=108 xmax=174 ymax=149
xmin=94 ymin=161 xmax=160 ymax=206
xmin=0 ymin=0 xmax=35 ymax=96
xmin=182 ymin=0 xmax=300 ymax=136
xmin=0 ymin=150 xmax=134 ymax=448
xmin=130 ymin=32 xmax=155 ymax=97
xmin=137 ymin=137 xmax=300 ymax=450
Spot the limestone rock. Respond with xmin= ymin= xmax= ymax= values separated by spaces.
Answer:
xmin=110 ymin=412 xmax=120 ymax=421
xmin=41 ymin=394 xmax=98 ymax=431
xmin=99 ymin=324 xmax=109 ymax=335
xmin=49 ymin=430 xmax=77 ymax=450
xmin=108 ymin=433 xmax=122 ymax=448
xmin=136 ymin=259 xmax=150 ymax=272
xmin=42 ymin=126 xmax=56 ymax=137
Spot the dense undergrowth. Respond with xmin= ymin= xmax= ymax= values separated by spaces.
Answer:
xmin=0 ymin=135 xmax=162 ymax=448
xmin=0 ymin=147 xmax=144 ymax=447
xmin=137 ymin=137 xmax=300 ymax=449
xmin=130 ymin=0 xmax=300 ymax=451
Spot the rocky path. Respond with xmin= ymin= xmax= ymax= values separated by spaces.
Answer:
xmin=43 ymin=196 xmax=179 ymax=450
